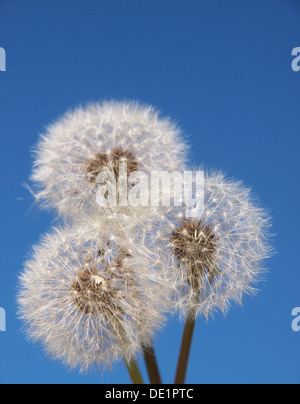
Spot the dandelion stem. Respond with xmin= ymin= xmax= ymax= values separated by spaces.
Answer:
xmin=143 ymin=343 xmax=162 ymax=384
xmin=174 ymin=315 xmax=196 ymax=384
xmin=125 ymin=358 xmax=145 ymax=384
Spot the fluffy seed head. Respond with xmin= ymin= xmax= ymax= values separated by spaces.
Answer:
xmin=30 ymin=100 xmax=188 ymax=221
xmin=18 ymin=225 xmax=171 ymax=373
xmin=162 ymin=170 xmax=273 ymax=319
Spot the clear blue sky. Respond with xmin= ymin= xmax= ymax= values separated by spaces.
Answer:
xmin=0 ymin=0 xmax=300 ymax=384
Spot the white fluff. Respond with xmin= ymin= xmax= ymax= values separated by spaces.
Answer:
xmin=30 ymin=100 xmax=188 ymax=221
xmin=148 ymin=170 xmax=273 ymax=319
xmin=18 ymin=224 xmax=172 ymax=373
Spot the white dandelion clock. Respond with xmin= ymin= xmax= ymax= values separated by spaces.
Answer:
xmin=30 ymin=101 xmax=188 ymax=222
xmin=166 ymin=170 xmax=273 ymax=319
xmin=18 ymin=224 xmax=171 ymax=373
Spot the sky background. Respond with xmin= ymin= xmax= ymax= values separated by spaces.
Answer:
xmin=0 ymin=0 xmax=300 ymax=384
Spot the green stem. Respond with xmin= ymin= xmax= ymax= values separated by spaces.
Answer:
xmin=143 ymin=343 xmax=162 ymax=384
xmin=174 ymin=316 xmax=196 ymax=384
xmin=125 ymin=358 xmax=145 ymax=384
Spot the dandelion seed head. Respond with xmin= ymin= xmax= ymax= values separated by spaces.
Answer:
xmin=30 ymin=100 xmax=188 ymax=220
xmin=161 ymin=170 xmax=273 ymax=319
xmin=18 ymin=225 xmax=171 ymax=373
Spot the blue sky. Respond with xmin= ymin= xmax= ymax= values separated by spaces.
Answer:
xmin=0 ymin=0 xmax=300 ymax=384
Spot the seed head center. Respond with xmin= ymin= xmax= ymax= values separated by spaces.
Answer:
xmin=170 ymin=218 xmax=219 ymax=282
xmin=86 ymin=147 xmax=139 ymax=183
